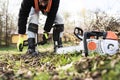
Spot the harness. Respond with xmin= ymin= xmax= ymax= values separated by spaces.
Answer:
xmin=34 ymin=0 xmax=52 ymax=12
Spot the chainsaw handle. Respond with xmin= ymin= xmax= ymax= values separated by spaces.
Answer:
xmin=83 ymin=31 xmax=107 ymax=57
xmin=74 ymin=27 xmax=83 ymax=40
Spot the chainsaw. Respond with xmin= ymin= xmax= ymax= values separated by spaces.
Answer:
xmin=56 ymin=27 xmax=119 ymax=57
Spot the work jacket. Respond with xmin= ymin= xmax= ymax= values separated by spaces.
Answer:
xmin=18 ymin=0 xmax=60 ymax=34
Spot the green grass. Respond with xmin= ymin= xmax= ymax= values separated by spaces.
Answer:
xmin=0 ymin=43 xmax=120 ymax=80
xmin=0 ymin=46 xmax=17 ymax=51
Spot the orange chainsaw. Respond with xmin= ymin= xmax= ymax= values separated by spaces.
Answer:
xmin=56 ymin=27 xmax=119 ymax=57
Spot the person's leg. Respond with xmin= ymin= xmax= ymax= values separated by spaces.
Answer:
xmin=53 ymin=12 xmax=64 ymax=52
xmin=27 ymin=7 xmax=39 ymax=55
xmin=53 ymin=24 xmax=64 ymax=51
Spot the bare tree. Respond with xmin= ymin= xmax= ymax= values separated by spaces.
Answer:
xmin=79 ymin=9 xmax=120 ymax=32
xmin=91 ymin=10 xmax=120 ymax=31
xmin=63 ymin=12 xmax=74 ymax=32
xmin=5 ymin=0 xmax=9 ymax=46
xmin=0 ymin=0 xmax=16 ymax=46
xmin=0 ymin=0 xmax=6 ymax=46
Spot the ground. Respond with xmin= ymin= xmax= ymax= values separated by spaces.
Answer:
xmin=0 ymin=43 xmax=120 ymax=80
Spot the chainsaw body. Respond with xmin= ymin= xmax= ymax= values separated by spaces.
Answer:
xmin=86 ymin=39 xmax=119 ymax=55
xmin=56 ymin=27 xmax=119 ymax=56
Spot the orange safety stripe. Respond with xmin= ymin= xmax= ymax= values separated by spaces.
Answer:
xmin=44 ymin=0 xmax=52 ymax=13
xmin=34 ymin=0 xmax=52 ymax=13
xmin=34 ymin=0 xmax=40 ymax=12
xmin=106 ymin=31 xmax=118 ymax=40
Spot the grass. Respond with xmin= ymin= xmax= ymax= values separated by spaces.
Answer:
xmin=0 ymin=42 xmax=120 ymax=80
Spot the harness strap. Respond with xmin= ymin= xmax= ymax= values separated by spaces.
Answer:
xmin=44 ymin=0 xmax=52 ymax=13
xmin=34 ymin=0 xmax=52 ymax=13
xmin=34 ymin=0 xmax=40 ymax=12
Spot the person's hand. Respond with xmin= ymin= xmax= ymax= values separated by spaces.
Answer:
xmin=17 ymin=34 xmax=24 ymax=51
xmin=42 ymin=31 xmax=49 ymax=43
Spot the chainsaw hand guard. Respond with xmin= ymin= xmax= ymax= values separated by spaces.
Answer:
xmin=74 ymin=27 xmax=83 ymax=40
